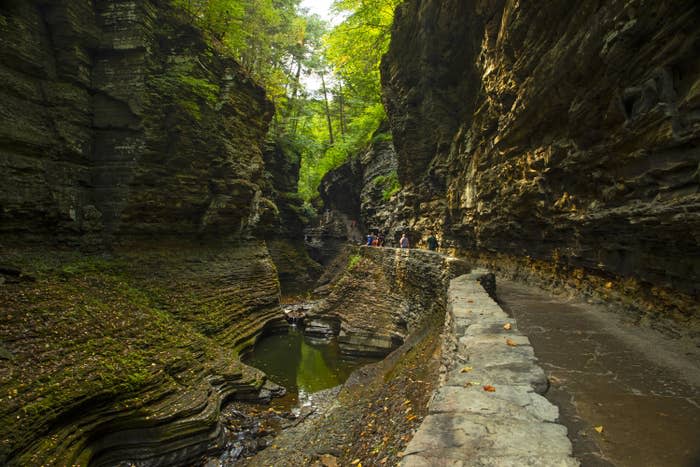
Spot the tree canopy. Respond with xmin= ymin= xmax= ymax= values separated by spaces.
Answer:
xmin=172 ymin=0 xmax=401 ymax=207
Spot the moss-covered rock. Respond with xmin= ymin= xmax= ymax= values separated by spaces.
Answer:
xmin=0 ymin=242 xmax=280 ymax=465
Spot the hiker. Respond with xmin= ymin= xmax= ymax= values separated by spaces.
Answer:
xmin=377 ymin=233 xmax=385 ymax=247
xmin=400 ymin=233 xmax=410 ymax=249
xmin=427 ymin=232 xmax=438 ymax=251
xmin=366 ymin=232 xmax=374 ymax=246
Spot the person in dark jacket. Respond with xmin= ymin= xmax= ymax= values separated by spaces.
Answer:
xmin=427 ymin=233 xmax=438 ymax=251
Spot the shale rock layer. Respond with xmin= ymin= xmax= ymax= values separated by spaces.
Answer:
xmin=381 ymin=0 xmax=700 ymax=322
xmin=0 ymin=243 xmax=281 ymax=466
xmin=0 ymin=0 xmax=273 ymax=244
xmin=312 ymin=246 xmax=469 ymax=356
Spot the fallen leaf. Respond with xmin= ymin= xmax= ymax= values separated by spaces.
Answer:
xmin=483 ymin=385 xmax=496 ymax=392
xmin=506 ymin=338 xmax=516 ymax=347
xmin=351 ymin=459 xmax=361 ymax=465
xmin=604 ymin=282 xmax=613 ymax=289
xmin=594 ymin=425 xmax=604 ymax=433
xmin=460 ymin=366 xmax=473 ymax=373
xmin=503 ymin=323 xmax=512 ymax=330
xmin=319 ymin=454 xmax=339 ymax=467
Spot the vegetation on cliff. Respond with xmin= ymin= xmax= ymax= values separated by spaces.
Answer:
xmin=170 ymin=0 xmax=401 ymax=207
xmin=0 ymin=245 xmax=276 ymax=465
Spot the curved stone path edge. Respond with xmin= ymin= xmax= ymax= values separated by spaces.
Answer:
xmin=400 ymin=270 xmax=579 ymax=467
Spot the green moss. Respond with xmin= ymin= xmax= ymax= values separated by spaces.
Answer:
xmin=373 ymin=171 xmax=400 ymax=200
xmin=348 ymin=254 xmax=362 ymax=270
xmin=149 ymin=63 xmax=220 ymax=121
xmin=0 ymin=248 xmax=266 ymax=463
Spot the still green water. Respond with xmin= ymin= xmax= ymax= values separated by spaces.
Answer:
xmin=243 ymin=327 xmax=378 ymax=408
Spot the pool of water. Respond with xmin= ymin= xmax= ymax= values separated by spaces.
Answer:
xmin=243 ymin=326 xmax=379 ymax=410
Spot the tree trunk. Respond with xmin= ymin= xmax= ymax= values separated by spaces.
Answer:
xmin=320 ymin=71 xmax=334 ymax=145
xmin=338 ymin=81 xmax=347 ymax=136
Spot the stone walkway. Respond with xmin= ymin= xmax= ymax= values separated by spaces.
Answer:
xmin=401 ymin=271 xmax=578 ymax=466
xmin=497 ymin=279 xmax=700 ymax=467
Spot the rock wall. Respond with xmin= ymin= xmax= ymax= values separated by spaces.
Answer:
xmin=381 ymin=0 xmax=700 ymax=324
xmin=0 ymin=0 xmax=313 ymax=464
xmin=0 ymin=0 xmax=273 ymax=245
xmin=261 ymin=142 xmax=323 ymax=293
xmin=310 ymin=246 xmax=469 ymax=356
xmin=308 ymin=124 xmax=414 ymax=258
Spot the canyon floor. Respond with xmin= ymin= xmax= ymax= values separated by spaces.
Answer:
xmin=209 ymin=271 xmax=700 ymax=467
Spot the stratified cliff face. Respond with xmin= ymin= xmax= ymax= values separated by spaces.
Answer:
xmin=311 ymin=246 xmax=469 ymax=356
xmin=0 ymin=1 xmax=297 ymax=465
xmin=381 ymin=0 xmax=700 ymax=322
xmin=0 ymin=0 xmax=273 ymax=245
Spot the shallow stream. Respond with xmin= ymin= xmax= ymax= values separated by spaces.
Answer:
xmin=204 ymin=326 xmax=382 ymax=465
xmin=243 ymin=326 xmax=379 ymax=410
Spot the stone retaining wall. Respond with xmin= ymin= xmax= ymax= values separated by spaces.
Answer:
xmin=401 ymin=270 xmax=578 ymax=466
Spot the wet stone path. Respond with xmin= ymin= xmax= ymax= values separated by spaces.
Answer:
xmin=496 ymin=279 xmax=700 ymax=467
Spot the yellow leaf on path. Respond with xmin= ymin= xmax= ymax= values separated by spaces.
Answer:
xmin=503 ymin=323 xmax=512 ymax=330
xmin=594 ymin=425 xmax=604 ymax=433
xmin=506 ymin=338 xmax=516 ymax=347
xmin=351 ymin=459 xmax=361 ymax=465
xmin=460 ymin=366 xmax=473 ymax=373
xmin=604 ymin=282 xmax=613 ymax=289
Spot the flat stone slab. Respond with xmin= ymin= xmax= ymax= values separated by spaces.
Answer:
xmin=401 ymin=271 xmax=578 ymax=466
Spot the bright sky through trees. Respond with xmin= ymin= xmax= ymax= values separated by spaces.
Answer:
xmin=172 ymin=0 xmax=399 ymax=205
xmin=300 ymin=0 xmax=335 ymax=23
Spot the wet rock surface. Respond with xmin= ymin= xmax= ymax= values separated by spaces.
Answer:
xmin=497 ymin=279 xmax=700 ymax=467
xmin=311 ymin=246 xmax=469 ymax=357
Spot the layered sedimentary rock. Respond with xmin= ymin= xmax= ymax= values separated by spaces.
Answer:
xmin=261 ymin=142 xmax=322 ymax=293
xmin=0 ymin=0 xmax=301 ymax=464
xmin=381 ymin=0 xmax=700 ymax=324
xmin=310 ymin=246 xmax=469 ymax=356
xmin=0 ymin=0 xmax=273 ymax=244
xmin=0 ymin=243 xmax=283 ymax=466
xmin=308 ymin=125 xmax=411 ymax=257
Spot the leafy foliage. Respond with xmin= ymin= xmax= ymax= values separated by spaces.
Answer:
xmin=373 ymin=170 xmax=400 ymax=200
xmin=170 ymin=0 xmax=402 ymax=207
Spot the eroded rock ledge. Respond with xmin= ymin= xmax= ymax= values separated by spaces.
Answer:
xmin=309 ymin=246 xmax=469 ymax=356
xmin=0 ymin=241 xmax=285 ymax=466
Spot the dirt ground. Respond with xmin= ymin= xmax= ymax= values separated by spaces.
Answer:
xmin=229 ymin=314 xmax=445 ymax=467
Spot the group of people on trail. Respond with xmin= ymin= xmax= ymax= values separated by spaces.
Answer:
xmin=365 ymin=231 xmax=439 ymax=251
xmin=366 ymin=232 xmax=385 ymax=247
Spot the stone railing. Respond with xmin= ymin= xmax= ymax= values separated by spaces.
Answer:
xmin=401 ymin=270 xmax=578 ymax=466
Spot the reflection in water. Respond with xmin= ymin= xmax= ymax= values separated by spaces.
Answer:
xmin=243 ymin=327 xmax=377 ymax=409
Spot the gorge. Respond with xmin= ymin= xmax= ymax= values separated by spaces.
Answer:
xmin=1 ymin=0 xmax=698 ymax=466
